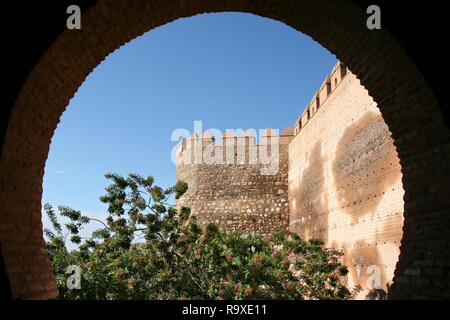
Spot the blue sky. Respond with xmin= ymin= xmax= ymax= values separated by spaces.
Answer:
xmin=42 ymin=12 xmax=335 ymax=234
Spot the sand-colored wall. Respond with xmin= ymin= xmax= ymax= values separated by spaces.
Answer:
xmin=288 ymin=65 xmax=404 ymax=297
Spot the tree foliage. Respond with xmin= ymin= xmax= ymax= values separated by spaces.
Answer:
xmin=44 ymin=173 xmax=358 ymax=300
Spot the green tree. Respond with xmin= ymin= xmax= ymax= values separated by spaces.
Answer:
xmin=44 ymin=173 xmax=358 ymax=300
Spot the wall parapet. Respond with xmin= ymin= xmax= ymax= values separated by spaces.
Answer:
xmin=175 ymin=128 xmax=294 ymax=169
xmin=175 ymin=128 xmax=292 ymax=238
xmin=294 ymin=61 xmax=349 ymax=135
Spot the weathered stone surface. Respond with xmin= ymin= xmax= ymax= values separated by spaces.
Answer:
xmin=176 ymin=134 xmax=292 ymax=238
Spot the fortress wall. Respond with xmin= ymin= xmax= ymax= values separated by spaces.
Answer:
xmin=176 ymin=131 xmax=293 ymax=238
xmin=174 ymin=61 xmax=405 ymax=297
xmin=288 ymin=63 xmax=405 ymax=296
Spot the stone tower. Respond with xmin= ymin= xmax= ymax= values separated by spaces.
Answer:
xmin=175 ymin=128 xmax=294 ymax=238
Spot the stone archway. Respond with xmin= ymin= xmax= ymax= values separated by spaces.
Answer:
xmin=0 ymin=0 xmax=448 ymax=299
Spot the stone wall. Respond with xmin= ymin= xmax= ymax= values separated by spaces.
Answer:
xmin=289 ymin=63 xmax=405 ymax=298
xmin=176 ymin=130 xmax=293 ymax=238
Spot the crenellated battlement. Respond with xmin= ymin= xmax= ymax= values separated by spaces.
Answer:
xmin=175 ymin=128 xmax=293 ymax=237
xmin=175 ymin=127 xmax=294 ymax=168
xmin=293 ymin=61 xmax=349 ymax=135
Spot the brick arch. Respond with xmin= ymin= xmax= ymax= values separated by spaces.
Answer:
xmin=0 ymin=0 xmax=448 ymax=299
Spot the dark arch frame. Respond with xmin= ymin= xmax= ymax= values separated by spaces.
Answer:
xmin=0 ymin=0 xmax=448 ymax=299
